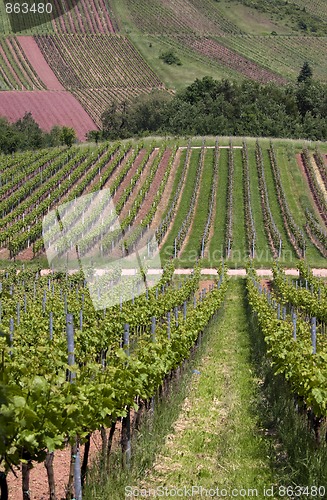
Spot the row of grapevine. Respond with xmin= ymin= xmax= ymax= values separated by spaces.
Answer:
xmin=55 ymin=145 xmax=158 ymax=258
xmin=247 ymin=266 xmax=327 ymax=420
xmin=126 ymin=0 xmax=241 ymax=35
xmin=301 ymin=148 xmax=327 ymax=225
xmin=174 ymin=141 xmax=205 ymax=257
xmin=51 ymin=0 xmax=115 ymax=34
xmin=0 ymin=148 xmax=48 ymax=175
xmin=40 ymin=143 xmax=138 ymax=257
xmin=156 ymin=142 xmax=192 ymax=245
xmin=255 ymin=141 xmax=282 ymax=258
xmin=34 ymin=146 xmax=154 ymax=258
xmin=200 ymin=139 xmax=219 ymax=257
xmin=180 ymin=36 xmax=285 ymax=84
xmin=0 ymin=147 xmax=72 ymax=217
xmin=313 ymin=148 xmax=327 ymax=190
xmin=241 ymin=141 xmax=255 ymax=258
xmin=268 ymin=143 xmax=305 ymax=258
xmin=0 ymin=263 xmax=228 ymax=497
xmin=35 ymin=143 xmax=145 ymax=257
xmin=304 ymin=209 xmax=327 ymax=258
xmin=100 ymin=146 xmax=167 ymax=256
xmin=297 ymin=260 xmax=327 ymax=298
xmin=272 ymin=263 xmax=327 ymax=323
xmin=0 ymin=149 xmax=89 ymax=242
xmin=0 ymin=148 xmax=59 ymax=200
xmin=124 ymin=146 xmax=179 ymax=252
xmin=225 ymin=141 xmax=234 ymax=258
xmin=212 ymin=35 xmax=327 ymax=84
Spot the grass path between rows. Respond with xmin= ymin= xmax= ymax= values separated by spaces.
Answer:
xmin=140 ymin=279 xmax=276 ymax=493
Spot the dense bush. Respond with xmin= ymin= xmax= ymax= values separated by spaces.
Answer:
xmin=0 ymin=113 xmax=77 ymax=153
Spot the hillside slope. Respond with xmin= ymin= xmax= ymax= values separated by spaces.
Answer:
xmin=0 ymin=0 xmax=326 ymax=137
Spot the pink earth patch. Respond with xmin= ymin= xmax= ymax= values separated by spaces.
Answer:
xmin=0 ymin=90 xmax=98 ymax=141
xmin=17 ymin=36 xmax=64 ymax=91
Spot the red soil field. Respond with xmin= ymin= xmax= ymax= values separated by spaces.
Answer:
xmin=0 ymin=91 xmax=97 ymax=140
xmin=17 ymin=36 xmax=64 ymax=91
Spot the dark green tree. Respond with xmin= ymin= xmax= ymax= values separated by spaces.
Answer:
xmin=60 ymin=126 xmax=77 ymax=147
xmin=297 ymin=61 xmax=313 ymax=83
xmin=14 ymin=112 xmax=43 ymax=149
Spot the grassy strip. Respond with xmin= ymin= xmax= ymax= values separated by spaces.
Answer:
xmin=161 ymin=148 xmax=201 ymax=264
xmin=208 ymin=148 xmax=228 ymax=265
xmin=83 ymin=287 xmax=223 ymax=500
xmin=160 ymin=149 xmax=186 ymax=223
xmin=231 ymin=148 xmax=246 ymax=263
xmin=133 ymin=279 xmax=276 ymax=491
xmin=261 ymin=147 xmax=297 ymax=263
xmin=179 ymin=148 xmax=214 ymax=266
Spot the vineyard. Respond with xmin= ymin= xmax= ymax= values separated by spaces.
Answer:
xmin=0 ymin=137 xmax=326 ymax=268
xmin=0 ymin=0 xmax=117 ymax=34
xmin=0 ymin=0 xmax=327 ymax=496
xmin=0 ymin=136 xmax=326 ymax=498
xmin=34 ymin=34 xmax=164 ymax=126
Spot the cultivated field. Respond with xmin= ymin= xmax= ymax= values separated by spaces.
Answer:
xmin=0 ymin=137 xmax=326 ymax=267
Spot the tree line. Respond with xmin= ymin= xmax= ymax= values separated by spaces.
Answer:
xmin=98 ymin=65 xmax=326 ymax=142
xmin=1 ymin=63 xmax=325 ymax=152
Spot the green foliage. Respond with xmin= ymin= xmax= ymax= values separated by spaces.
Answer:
xmin=0 ymin=114 xmax=78 ymax=153
xmin=246 ymin=265 xmax=327 ymax=418
xmin=297 ymin=61 xmax=313 ymax=83
xmin=159 ymin=49 xmax=182 ymax=66
xmin=59 ymin=126 xmax=77 ymax=148
xmin=100 ymin=76 xmax=327 ymax=141
xmin=0 ymin=263 xmax=228 ymax=470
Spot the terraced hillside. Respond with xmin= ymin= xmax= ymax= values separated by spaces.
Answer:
xmin=0 ymin=137 xmax=326 ymax=268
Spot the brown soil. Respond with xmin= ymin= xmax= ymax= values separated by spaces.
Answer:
xmin=7 ymin=421 xmax=124 ymax=500
xmin=260 ymin=279 xmax=273 ymax=291
xmin=16 ymin=246 xmax=34 ymax=261
xmin=134 ymin=147 xmax=172 ymax=225
xmin=198 ymin=279 xmax=215 ymax=297
xmin=112 ymin=148 xmax=147 ymax=205
xmin=118 ymin=148 xmax=159 ymax=220
xmin=0 ymin=248 xmax=10 ymax=259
